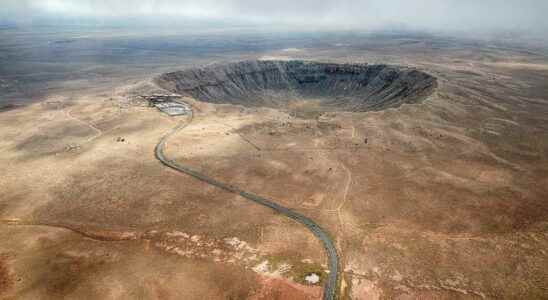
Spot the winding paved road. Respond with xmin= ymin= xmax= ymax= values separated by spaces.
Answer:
xmin=154 ymin=102 xmax=339 ymax=300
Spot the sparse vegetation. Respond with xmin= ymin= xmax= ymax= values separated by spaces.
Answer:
xmin=1 ymin=28 xmax=547 ymax=299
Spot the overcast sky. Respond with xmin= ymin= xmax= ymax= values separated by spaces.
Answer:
xmin=2 ymin=0 xmax=548 ymax=32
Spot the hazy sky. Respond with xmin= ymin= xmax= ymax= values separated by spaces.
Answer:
xmin=2 ymin=0 xmax=548 ymax=32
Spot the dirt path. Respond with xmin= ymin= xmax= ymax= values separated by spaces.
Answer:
xmin=64 ymin=108 xmax=103 ymax=143
xmin=1 ymin=219 xmax=138 ymax=242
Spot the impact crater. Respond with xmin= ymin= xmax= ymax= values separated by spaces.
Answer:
xmin=156 ymin=60 xmax=437 ymax=113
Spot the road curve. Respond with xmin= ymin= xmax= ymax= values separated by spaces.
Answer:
xmin=154 ymin=102 xmax=339 ymax=300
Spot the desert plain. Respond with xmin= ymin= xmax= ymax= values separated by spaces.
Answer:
xmin=1 ymin=29 xmax=547 ymax=299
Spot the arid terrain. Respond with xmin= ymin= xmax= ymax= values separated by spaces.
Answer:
xmin=1 ymin=29 xmax=548 ymax=299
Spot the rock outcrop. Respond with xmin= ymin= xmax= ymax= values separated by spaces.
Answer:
xmin=156 ymin=60 xmax=436 ymax=112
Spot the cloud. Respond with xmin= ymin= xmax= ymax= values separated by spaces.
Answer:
xmin=2 ymin=0 xmax=548 ymax=32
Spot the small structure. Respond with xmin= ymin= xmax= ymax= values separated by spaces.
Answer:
xmin=305 ymin=273 xmax=321 ymax=284
xmin=142 ymin=94 xmax=191 ymax=116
